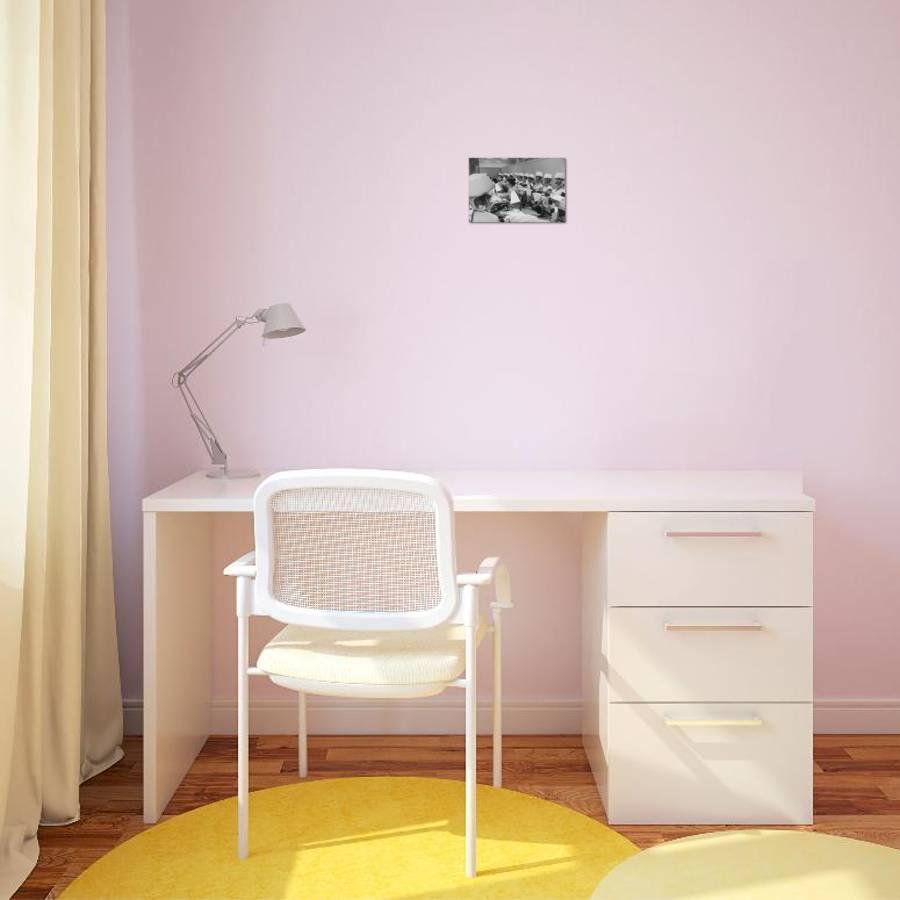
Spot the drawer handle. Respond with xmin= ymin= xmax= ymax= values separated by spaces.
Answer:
xmin=664 ymin=623 xmax=764 ymax=632
xmin=665 ymin=530 xmax=763 ymax=538
xmin=665 ymin=716 xmax=764 ymax=728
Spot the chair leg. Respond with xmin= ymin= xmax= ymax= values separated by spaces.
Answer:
xmin=297 ymin=691 xmax=308 ymax=778
xmin=237 ymin=613 xmax=249 ymax=859
xmin=492 ymin=615 xmax=502 ymax=788
xmin=465 ymin=618 xmax=477 ymax=878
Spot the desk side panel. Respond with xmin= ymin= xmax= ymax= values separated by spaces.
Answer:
xmin=143 ymin=511 xmax=212 ymax=822
xmin=582 ymin=513 xmax=609 ymax=810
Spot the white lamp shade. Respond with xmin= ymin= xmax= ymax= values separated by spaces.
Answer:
xmin=261 ymin=303 xmax=305 ymax=339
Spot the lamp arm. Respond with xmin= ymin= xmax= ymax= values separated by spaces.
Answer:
xmin=174 ymin=314 xmax=259 ymax=382
xmin=176 ymin=378 xmax=226 ymax=465
xmin=171 ymin=312 xmax=263 ymax=469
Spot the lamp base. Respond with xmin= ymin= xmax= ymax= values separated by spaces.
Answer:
xmin=206 ymin=466 xmax=260 ymax=479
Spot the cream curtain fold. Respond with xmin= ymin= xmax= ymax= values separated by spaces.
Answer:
xmin=0 ymin=1 xmax=123 ymax=894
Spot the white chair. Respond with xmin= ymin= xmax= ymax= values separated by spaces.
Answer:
xmin=223 ymin=469 xmax=512 ymax=878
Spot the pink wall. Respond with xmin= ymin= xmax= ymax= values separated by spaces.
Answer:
xmin=107 ymin=0 xmax=900 ymax=708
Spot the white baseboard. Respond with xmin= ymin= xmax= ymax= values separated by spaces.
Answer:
xmin=123 ymin=697 xmax=581 ymax=736
xmin=123 ymin=697 xmax=900 ymax=737
xmin=813 ymin=699 xmax=900 ymax=734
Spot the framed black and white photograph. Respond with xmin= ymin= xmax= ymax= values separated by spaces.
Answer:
xmin=468 ymin=158 xmax=566 ymax=223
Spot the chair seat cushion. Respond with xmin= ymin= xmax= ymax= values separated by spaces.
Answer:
xmin=256 ymin=622 xmax=486 ymax=687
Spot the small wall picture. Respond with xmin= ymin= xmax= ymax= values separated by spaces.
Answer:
xmin=468 ymin=158 xmax=566 ymax=223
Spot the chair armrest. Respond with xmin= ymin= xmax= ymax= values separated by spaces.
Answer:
xmin=224 ymin=551 xmax=257 ymax=578
xmin=457 ymin=557 xmax=512 ymax=609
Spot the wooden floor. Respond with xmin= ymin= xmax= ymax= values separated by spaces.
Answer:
xmin=15 ymin=733 xmax=900 ymax=898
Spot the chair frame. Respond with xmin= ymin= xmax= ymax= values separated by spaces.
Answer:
xmin=224 ymin=469 xmax=512 ymax=878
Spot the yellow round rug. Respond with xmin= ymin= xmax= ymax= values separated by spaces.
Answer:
xmin=63 ymin=776 xmax=637 ymax=898
xmin=592 ymin=829 xmax=900 ymax=900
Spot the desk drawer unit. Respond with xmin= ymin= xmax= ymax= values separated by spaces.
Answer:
xmin=606 ymin=607 xmax=812 ymax=703
xmin=584 ymin=509 xmax=814 ymax=825
xmin=607 ymin=512 xmax=813 ymax=607
xmin=606 ymin=703 xmax=813 ymax=824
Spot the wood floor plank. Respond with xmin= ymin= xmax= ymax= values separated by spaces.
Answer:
xmin=816 ymin=759 xmax=900 ymax=774
xmin=815 ymin=735 xmax=900 ymax=747
xmin=846 ymin=747 xmax=900 ymax=762
xmin=877 ymin=778 xmax=900 ymax=800
xmin=13 ymin=733 xmax=900 ymax=897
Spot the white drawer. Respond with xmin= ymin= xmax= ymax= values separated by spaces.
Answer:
xmin=607 ymin=512 xmax=812 ymax=607
xmin=606 ymin=702 xmax=812 ymax=824
xmin=607 ymin=607 xmax=812 ymax=702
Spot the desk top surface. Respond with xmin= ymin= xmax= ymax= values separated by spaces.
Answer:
xmin=143 ymin=469 xmax=815 ymax=513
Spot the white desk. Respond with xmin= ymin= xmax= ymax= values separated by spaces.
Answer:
xmin=142 ymin=470 xmax=814 ymax=824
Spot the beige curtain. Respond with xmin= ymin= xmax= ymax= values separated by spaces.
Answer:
xmin=0 ymin=0 xmax=123 ymax=894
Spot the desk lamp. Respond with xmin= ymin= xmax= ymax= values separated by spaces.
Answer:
xmin=172 ymin=303 xmax=305 ymax=478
